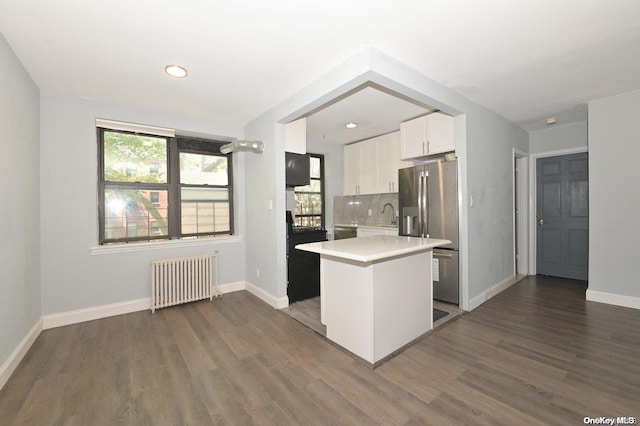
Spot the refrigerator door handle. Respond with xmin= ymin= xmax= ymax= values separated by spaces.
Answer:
xmin=418 ymin=171 xmax=424 ymax=237
xmin=424 ymin=173 xmax=429 ymax=238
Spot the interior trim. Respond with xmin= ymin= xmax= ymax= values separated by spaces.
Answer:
xmin=586 ymin=290 xmax=640 ymax=310
xmin=95 ymin=118 xmax=175 ymax=137
xmin=0 ymin=318 xmax=42 ymax=391
xmin=90 ymin=235 xmax=242 ymax=255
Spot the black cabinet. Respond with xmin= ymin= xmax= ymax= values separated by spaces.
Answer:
xmin=287 ymin=229 xmax=327 ymax=303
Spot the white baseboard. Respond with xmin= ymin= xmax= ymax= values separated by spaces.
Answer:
xmin=245 ymin=281 xmax=289 ymax=309
xmin=586 ymin=290 xmax=640 ymax=310
xmin=0 ymin=318 xmax=42 ymax=390
xmin=468 ymin=274 xmax=519 ymax=311
xmin=42 ymin=280 xmax=249 ymax=330
xmin=217 ymin=280 xmax=246 ymax=294
xmin=42 ymin=298 xmax=151 ymax=330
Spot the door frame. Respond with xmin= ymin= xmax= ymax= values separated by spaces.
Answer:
xmin=528 ymin=146 xmax=588 ymax=275
xmin=513 ymin=149 xmax=529 ymax=276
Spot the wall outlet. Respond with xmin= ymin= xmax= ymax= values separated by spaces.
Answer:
xmin=368 ymin=209 xmax=372 ymax=216
xmin=256 ymin=268 xmax=260 ymax=278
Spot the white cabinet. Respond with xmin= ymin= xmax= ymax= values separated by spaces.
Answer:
xmin=356 ymin=226 xmax=398 ymax=237
xmin=400 ymin=112 xmax=455 ymax=160
xmin=375 ymin=132 xmax=399 ymax=193
xmin=399 ymin=116 xmax=427 ymax=159
xmin=343 ymin=139 xmax=375 ymax=195
xmin=426 ymin=112 xmax=456 ymax=154
xmin=344 ymin=131 xmax=409 ymax=195
xmin=285 ymin=117 xmax=306 ymax=154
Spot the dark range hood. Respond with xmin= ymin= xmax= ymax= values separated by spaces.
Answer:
xmin=285 ymin=152 xmax=310 ymax=187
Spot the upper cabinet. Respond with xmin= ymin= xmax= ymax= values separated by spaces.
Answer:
xmin=344 ymin=131 xmax=412 ymax=195
xmin=344 ymin=139 xmax=376 ymax=195
xmin=285 ymin=117 xmax=307 ymax=154
xmin=400 ymin=112 xmax=455 ymax=160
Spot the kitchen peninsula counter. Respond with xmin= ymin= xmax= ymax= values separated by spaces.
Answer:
xmin=296 ymin=235 xmax=450 ymax=365
xmin=298 ymin=235 xmax=449 ymax=263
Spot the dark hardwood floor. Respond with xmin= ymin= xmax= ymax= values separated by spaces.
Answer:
xmin=1 ymin=275 xmax=639 ymax=425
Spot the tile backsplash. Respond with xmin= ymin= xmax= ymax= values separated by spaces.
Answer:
xmin=333 ymin=193 xmax=398 ymax=227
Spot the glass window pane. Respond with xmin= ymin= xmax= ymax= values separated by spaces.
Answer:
xmin=104 ymin=188 xmax=168 ymax=239
xmin=295 ymin=179 xmax=321 ymax=193
xmin=310 ymin=156 xmax=321 ymax=179
xmin=295 ymin=193 xmax=322 ymax=215
xmin=103 ymin=132 xmax=167 ymax=183
xmin=181 ymin=187 xmax=230 ymax=234
xmin=180 ymin=153 xmax=228 ymax=185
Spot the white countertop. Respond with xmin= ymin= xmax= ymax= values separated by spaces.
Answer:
xmin=296 ymin=235 xmax=451 ymax=263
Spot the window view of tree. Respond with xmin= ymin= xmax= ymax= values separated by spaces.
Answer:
xmin=102 ymin=131 xmax=169 ymax=241
xmin=294 ymin=154 xmax=324 ymax=227
xmin=98 ymin=128 xmax=233 ymax=244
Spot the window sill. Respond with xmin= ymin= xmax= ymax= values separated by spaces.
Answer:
xmin=90 ymin=235 xmax=243 ymax=256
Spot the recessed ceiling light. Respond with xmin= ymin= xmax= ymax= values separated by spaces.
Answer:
xmin=545 ymin=117 xmax=558 ymax=125
xmin=164 ymin=64 xmax=188 ymax=78
xmin=345 ymin=122 xmax=358 ymax=129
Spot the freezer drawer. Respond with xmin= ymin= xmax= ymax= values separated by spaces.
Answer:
xmin=432 ymin=249 xmax=459 ymax=304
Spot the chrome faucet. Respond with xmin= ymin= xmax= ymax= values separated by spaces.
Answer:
xmin=381 ymin=203 xmax=396 ymax=226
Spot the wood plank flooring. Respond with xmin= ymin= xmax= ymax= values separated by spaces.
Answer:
xmin=1 ymin=275 xmax=639 ymax=425
xmin=282 ymin=297 xmax=464 ymax=338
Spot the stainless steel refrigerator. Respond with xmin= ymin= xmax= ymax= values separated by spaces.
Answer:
xmin=398 ymin=160 xmax=459 ymax=304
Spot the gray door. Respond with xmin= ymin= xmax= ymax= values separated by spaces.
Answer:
xmin=536 ymin=152 xmax=589 ymax=280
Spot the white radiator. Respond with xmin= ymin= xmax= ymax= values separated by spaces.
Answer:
xmin=151 ymin=252 xmax=220 ymax=312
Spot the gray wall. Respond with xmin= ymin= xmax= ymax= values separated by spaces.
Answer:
xmin=0 ymin=33 xmax=41 ymax=369
xmin=243 ymin=115 xmax=287 ymax=303
xmin=588 ymin=90 xmax=640 ymax=303
xmin=464 ymin=107 xmax=528 ymax=299
xmin=529 ymin=121 xmax=588 ymax=154
xmin=39 ymin=94 xmax=248 ymax=315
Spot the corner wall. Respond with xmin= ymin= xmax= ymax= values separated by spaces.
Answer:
xmin=0 ymin=32 xmax=41 ymax=388
xmin=39 ymin=94 xmax=248 ymax=317
xmin=588 ymin=90 xmax=640 ymax=308
xmin=529 ymin=121 xmax=588 ymax=154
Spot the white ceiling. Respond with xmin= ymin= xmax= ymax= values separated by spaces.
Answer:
xmin=306 ymin=87 xmax=433 ymax=145
xmin=1 ymin=0 xmax=639 ymax=135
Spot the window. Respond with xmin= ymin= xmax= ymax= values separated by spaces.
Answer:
xmin=294 ymin=154 xmax=324 ymax=227
xmin=150 ymin=191 xmax=160 ymax=204
xmin=98 ymin=127 xmax=233 ymax=244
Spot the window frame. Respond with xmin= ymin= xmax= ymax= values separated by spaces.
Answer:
xmin=294 ymin=153 xmax=325 ymax=228
xmin=97 ymin=128 xmax=233 ymax=245
xmin=176 ymin=137 xmax=234 ymax=238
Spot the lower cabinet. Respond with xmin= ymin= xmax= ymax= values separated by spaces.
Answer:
xmin=356 ymin=226 xmax=399 ymax=237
